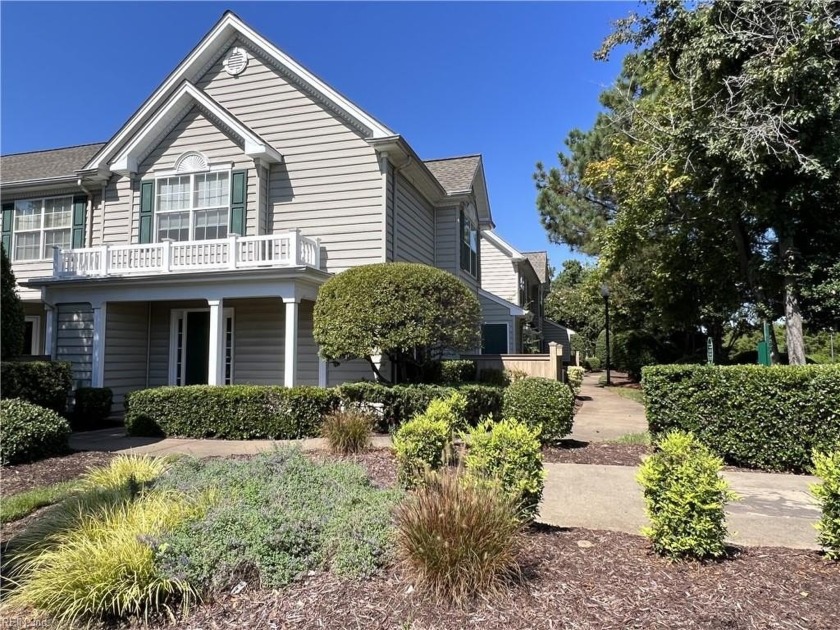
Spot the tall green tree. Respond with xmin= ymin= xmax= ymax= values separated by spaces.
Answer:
xmin=1 ymin=244 xmax=25 ymax=360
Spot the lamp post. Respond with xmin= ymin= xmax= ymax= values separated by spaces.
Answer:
xmin=600 ymin=283 xmax=611 ymax=386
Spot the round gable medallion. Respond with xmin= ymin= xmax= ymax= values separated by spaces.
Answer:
xmin=223 ymin=47 xmax=249 ymax=76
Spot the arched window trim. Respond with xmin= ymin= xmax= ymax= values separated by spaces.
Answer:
xmin=174 ymin=151 xmax=210 ymax=174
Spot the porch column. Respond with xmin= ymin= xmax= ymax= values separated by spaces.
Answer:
xmin=44 ymin=305 xmax=56 ymax=359
xmin=91 ymin=302 xmax=107 ymax=387
xmin=208 ymin=298 xmax=225 ymax=385
xmin=283 ymin=298 xmax=299 ymax=387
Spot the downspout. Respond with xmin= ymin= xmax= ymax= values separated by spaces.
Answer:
xmin=99 ymin=183 xmax=107 ymax=245
xmin=78 ymin=180 xmax=95 ymax=246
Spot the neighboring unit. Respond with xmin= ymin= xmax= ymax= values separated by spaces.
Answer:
xmin=0 ymin=12 xmax=551 ymax=413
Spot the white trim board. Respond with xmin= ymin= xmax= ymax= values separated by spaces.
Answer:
xmin=168 ymin=307 xmax=234 ymax=386
xmin=478 ymin=287 xmax=528 ymax=317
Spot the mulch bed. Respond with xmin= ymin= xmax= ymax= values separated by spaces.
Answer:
xmin=543 ymin=442 xmax=651 ymax=467
xmin=307 ymin=448 xmax=398 ymax=489
xmin=1 ymin=450 xmax=115 ymax=497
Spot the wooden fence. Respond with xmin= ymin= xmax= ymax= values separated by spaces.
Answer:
xmin=462 ymin=342 xmax=566 ymax=382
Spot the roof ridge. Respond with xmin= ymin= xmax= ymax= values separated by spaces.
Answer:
xmin=1 ymin=141 xmax=107 ymax=158
xmin=423 ymin=153 xmax=482 ymax=163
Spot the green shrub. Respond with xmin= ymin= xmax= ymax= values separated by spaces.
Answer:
xmin=321 ymin=409 xmax=373 ymax=455
xmin=124 ymin=385 xmax=340 ymax=439
xmin=0 ymin=361 xmax=73 ymax=413
xmin=440 ymin=359 xmax=477 ymax=384
xmin=637 ymin=431 xmax=736 ymax=559
xmin=1 ymin=399 xmax=71 ymax=466
xmin=477 ymin=368 xmax=510 ymax=386
xmin=338 ymin=382 xmax=503 ymax=430
xmin=72 ymin=387 xmax=113 ymax=430
xmin=583 ymin=356 xmax=601 ymax=371
xmin=6 ymin=489 xmax=210 ymax=627
xmin=643 ymin=364 xmax=840 ymax=472
xmin=393 ymin=410 xmax=452 ymax=488
xmin=812 ymin=449 xmax=840 ymax=560
xmin=155 ymin=448 xmax=400 ymax=591
xmin=1 ymin=244 xmax=25 ymax=360
xmin=421 ymin=391 xmax=468 ymax=433
xmin=394 ymin=471 xmax=522 ymax=603
xmin=567 ymin=366 xmax=585 ymax=397
xmin=465 ymin=419 xmax=545 ymax=520
xmin=502 ymin=377 xmax=575 ymax=444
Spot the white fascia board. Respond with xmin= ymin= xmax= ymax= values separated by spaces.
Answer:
xmin=110 ymin=82 xmax=282 ymax=176
xmin=481 ymin=230 xmax=525 ymax=262
xmin=85 ymin=12 xmax=392 ymax=172
xmin=478 ymin=287 xmax=529 ymax=317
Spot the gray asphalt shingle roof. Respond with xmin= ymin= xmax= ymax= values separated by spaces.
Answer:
xmin=1 ymin=143 xmax=106 ymax=184
xmin=523 ymin=251 xmax=549 ymax=284
xmin=424 ymin=155 xmax=480 ymax=194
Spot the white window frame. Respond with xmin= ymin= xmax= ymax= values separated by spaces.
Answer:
xmin=481 ymin=321 xmax=510 ymax=355
xmin=168 ymin=307 xmax=234 ymax=386
xmin=460 ymin=208 xmax=479 ymax=278
xmin=11 ymin=195 xmax=74 ymax=261
xmin=154 ymin=164 xmax=232 ymax=243
xmin=24 ymin=315 xmax=41 ymax=355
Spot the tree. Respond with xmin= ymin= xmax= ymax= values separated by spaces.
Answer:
xmin=313 ymin=263 xmax=481 ymax=383
xmin=1 ymin=244 xmax=25 ymax=360
xmin=544 ymin=261 xmax=604 ymax=356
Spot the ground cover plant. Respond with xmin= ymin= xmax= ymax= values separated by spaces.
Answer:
xmin=502 ymin=377 xmax=575 ymax=444
xmin=0 ymin=480 xmax=79 ymax=524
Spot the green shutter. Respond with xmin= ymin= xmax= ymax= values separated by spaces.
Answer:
xmin=139 ymin=181 xmax=155 ymax=244
xmin=1 ymin=201 xmax=12 ymax=255
xmin=229 ymin=170 xmax=247 ymax=236
xmin=72 ymin=195 xmax=87 ymax=249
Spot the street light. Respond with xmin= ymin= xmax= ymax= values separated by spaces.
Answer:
xmin=600 ymin=283 xmax=611 ymax=386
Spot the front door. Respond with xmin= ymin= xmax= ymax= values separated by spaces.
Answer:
xmin=184 ymin=311 xmax=210 ymax=385
xmin=481 ymin=323 xmax=509 ymax=355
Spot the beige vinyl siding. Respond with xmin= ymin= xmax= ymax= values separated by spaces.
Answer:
xmin=56 ymin=303 xmax=94 ymax=388
xmin=481 ymin=239 xmax=519 ymax=304
xmin=434 ymin=205 xmax=459 ymax=275
xmin=393 ymin=174 xmax=435 ymax=265
xmin=134 ymin=106 xmax=257 ymax=240
xmin=103 ymin=302 xmax=149 ymax=409
xmin=196 ymin=41 xmax=384 ymax=272
xmin=385 ymin=162 xmax=394 ymax=261
xmin=100 ymin=175 xmax=133 ymax=245
xmin=479 ymin=292 xmax=516 ymax=354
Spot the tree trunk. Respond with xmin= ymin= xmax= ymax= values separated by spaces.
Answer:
xmin=780 ymin=237 xmax=806 ymax=365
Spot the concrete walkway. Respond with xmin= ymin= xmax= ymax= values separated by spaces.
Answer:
xmin=570 ymin=373 xmax=647 ymax=443
xmin=69 ymin=428 xmax=392 ymax=458
xmin=538 ymin=463 xmax=821 ymax=550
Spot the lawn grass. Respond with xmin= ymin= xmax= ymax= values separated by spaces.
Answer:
xmin=1 ymin=480 xmax=80 ymax=523
xmin=612 ymin=432 xmax=652 ymax=446
xmin=607 ymin=386 xmax=646 ymax=405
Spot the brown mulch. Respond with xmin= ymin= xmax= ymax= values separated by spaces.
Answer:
xmin=306 ymin=448 xmax=398 ymax=489
xmin=136 ymin=526 xmax=838 ymax=630
xmin=543 ymin=442 xmax=651 ymax=467
xmin=1 ymin=451 xmax=115 ymax=497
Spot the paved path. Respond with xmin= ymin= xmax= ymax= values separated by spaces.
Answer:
xmin=538 ymin=463 xmax=821 ymax=550
xmin=570 ymin=373 xmax=647 ymax=443
xmin=70 ymin=428 xmax=392 ymax=458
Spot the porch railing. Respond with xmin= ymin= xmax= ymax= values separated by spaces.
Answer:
xmin=53 ymin=231 xmax=321 ymax=278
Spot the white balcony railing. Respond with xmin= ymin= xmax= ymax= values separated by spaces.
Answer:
xmin=53 ymin=231 xmax=321 ymax=279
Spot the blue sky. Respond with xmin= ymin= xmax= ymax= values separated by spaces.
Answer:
xmin=1 ymin=1 xmax=633 ymax=269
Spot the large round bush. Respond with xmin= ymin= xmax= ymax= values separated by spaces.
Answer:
xmin=1 ymin=398 xmax=71 ymax=465
xmin=502 ymin=377 xmax=574 ymax=444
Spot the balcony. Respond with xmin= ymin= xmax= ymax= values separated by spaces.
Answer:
xmin=53 ymin=231 xmax=321 ymax=279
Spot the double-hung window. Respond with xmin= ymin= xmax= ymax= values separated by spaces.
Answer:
xmin=13 ymin=196 xmax=73 ymax=261
xmin=460 ymin=209 xmax=479 ymax=277
xmin=156 ymin=171 xmax=230 ymax=242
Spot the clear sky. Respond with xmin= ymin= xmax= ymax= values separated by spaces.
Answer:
xmin=1 ymin=1 xmax=633 ymax=269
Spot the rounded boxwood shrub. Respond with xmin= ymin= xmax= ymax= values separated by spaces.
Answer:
xmin=465 ymin=418 xmax=546 ymax=520
xmin=1 ymin=398 xmax=71 ymax=465
xmin=0 ymin=361 xmax=73 ymax=414
xmin=567 ymin=366 xmax=585 ymax=397
xmin=502 ymin=377 xmax=574 ymax=444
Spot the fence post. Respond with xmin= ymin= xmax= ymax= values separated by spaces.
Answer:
xmin=549 ymin=342 xmax=562 ymax=381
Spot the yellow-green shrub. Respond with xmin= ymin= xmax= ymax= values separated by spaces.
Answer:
xmin=393 ymin=404 xmax=452 ymax=489
xmin=812 ymin=449 xmax=840 ymax=560
xmin=421 ymin=391 xmax=468 ymax=433
xmin=567 ymin=367 xmax=585 ymax=397
xmin=465 ymin=419 xmax=545 ymax=520
xmin=637 ymin=431 xmax=736 ymax=559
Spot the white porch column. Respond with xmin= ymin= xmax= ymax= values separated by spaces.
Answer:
xmin=284 ymin=298 xmax=299 ymax=387
xmin=91 ymin=303 xmax=107 ymax=387
xmin=44 ymin=305 xmax=56 ymax=359
xmin=318 ymin=356 xmax=327 ymax=387
xmin=208 ymin=298 xmax=225 ymax=385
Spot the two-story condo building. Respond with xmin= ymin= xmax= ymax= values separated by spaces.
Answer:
xmin=1 ymin=12 xmax=554 ymax=413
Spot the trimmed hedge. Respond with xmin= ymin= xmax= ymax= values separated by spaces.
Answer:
xmin=643 ymin=364 xmax=840 ymax=472
xmin=502 ymin=377 xmax=575 ymax=444
xmin=125 ymin=385 xmax=340 ymax=439
xmin=72 ymin=387 xmax=113 ymax=430
xmin=1 ymin=399 xmax=71 ymax=465
xmin=440 ymin=360 xmax=477 ymax=384
xmin=0 ymin=361 xmax=73 ymax=414
xmin=338 ymin=382 xmax=503 ymax=430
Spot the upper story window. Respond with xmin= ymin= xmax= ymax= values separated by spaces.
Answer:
xmin=12 ymin=196 xmax=72 ymax=261
xmin=460 ymin=208 xmax=479 ymax=277
xmin=155 ymin=168 xmax=230 ymax=242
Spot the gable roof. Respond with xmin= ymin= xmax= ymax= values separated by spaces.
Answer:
xmin=1 ymin=143 xmax=106 ymax=185
xmin=83 ymin=11 xmax=394 ymax=176
xmin=424 ymin=155 xmax=481 ymax=194
xmin=523 ymin=251 xmax=549 ymax=283
xmin=482 ymin=230 xmax=526 ymax=262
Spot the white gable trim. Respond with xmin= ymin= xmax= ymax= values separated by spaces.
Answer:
xmin=110 ymin=82 xmax=282 ymax=176
xmin=482 ymin=230 xmax=525 ymax=262
xmin=83 ymin=12 xmax=392 ymax=174
xmin=479 ymin=287 xmax=529 ymax=317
